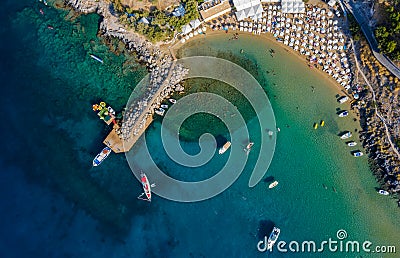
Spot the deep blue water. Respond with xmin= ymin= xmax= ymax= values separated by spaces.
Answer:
xmin=2 ymin=1 xmax=399 ymax=258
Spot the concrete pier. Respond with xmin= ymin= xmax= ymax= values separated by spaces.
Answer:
xmin=103 ymin=61 xmax=187 ymax=153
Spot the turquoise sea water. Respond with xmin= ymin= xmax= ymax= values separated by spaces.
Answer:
xmin=1 ymin=1 xmax=399 ymax=257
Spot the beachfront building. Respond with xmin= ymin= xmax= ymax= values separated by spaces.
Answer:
xmin=199 ymin=0 xmax=232 ymax=23
xmin=233 ymin=0 xmax=263 ymax=21
xmin=172 ymin=4 xmax=186 ymax=17
xmin=181 ymin=18 xmax=202 ymax=35
xmin=281 ymin=0 xmax=306 ymax=14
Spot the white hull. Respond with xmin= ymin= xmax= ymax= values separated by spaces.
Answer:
xmin=92 ymin=147 xmax=111 ymax=166
xmin=269 ymin=181 xmax=278 ymax=189
xmin=267 ymin=227 xmax=280 ymax=251
xmin=378 ymin=190 xmax=389 ymax=196
xmin=340 ymin=132 xmax=352 ymax=139
xmin=138 ymin=173 xmax=152 ymax=202
xmin=338 ymin=96 xmax=349 ymax=103
xmin=219 ymin=141 xmax=231 ymax=154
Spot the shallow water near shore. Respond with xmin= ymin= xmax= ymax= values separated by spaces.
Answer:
xmin=1 ymin=1 xmax=399 ymax=258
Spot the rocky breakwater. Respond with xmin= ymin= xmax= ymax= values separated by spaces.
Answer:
xmin=65 ymin=0 xmax=190 ymax=148
xmin=117 ymin=59 xmax=189 ymax=142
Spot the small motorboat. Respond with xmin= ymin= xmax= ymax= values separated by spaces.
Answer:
xmin=169 ymin=98 xmax=177 ymax=104
xmin=219 ymin=141 xmax=231 ymax=154
xmin=320 ymin=120 xmax=325 ymax=127
xmin=138 ymin=172 xmax=152 ymax=202
xmin=269 ymin=181 xmax=279 ymax=189
xmin=347 ymin=141 xmax=357 ymax=147
xmin=340 ymin=131 xmax=352 ymax=139
xmin=378 ymin=190 xmax=389 ymax=196
xmin=267 ymin=227 xmax=281 ymax=251
xmin=92 ymin=146 xmax=112 ymax=166
xmin=338 ymin=111 xmax=349 ymax=117
xmin=352 ymin=151 xmax=363 ymax=157
xmin=338 ymin=96 xmax=349 ymax=104
xmin=155 ymin=108 xmax=165 ymax=116
xmin=161 ymin=104 xmax=168 ymax=109
xmin=313 ymin=123 xmax=318 ymax=129
xmin=47 ymin=25 xmax=54 ymax=30
xmin=244 ymin=142 xmax=254 ymax=153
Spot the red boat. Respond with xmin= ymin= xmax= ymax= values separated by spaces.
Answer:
xmin=138 ymin=172 xmax=152 ymax=202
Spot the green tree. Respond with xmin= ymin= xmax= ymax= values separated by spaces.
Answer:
xmin=384 ymin=40 xmax=397 ymax=54
xmin=375 ymin=26 xmax=389 ymax=39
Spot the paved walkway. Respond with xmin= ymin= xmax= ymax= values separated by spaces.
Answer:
xmin=342 ymin=0 xmax=400 ymax=79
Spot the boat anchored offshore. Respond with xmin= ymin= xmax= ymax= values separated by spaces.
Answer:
xmin=267 ymin=227 xmax=281 ymax=251
xmin=347 ymin=141 xmax=357 ymax=147
xmin=378 ymin=189 xmax=389 ymax=196
xmin=219 ymin=141 xmax=231 ymax=154
xmin=90 ymin=54 xmax=103 ymax=64
xmin=269 ymin=181 xmax=279 ymax=189
xmin=244 ymin=142 xmax=254 ymax=154
xmin=352 ymin=151 xmax=364 ymax=157
xmin=92 ymin=146 xmax=112 ymax=166
xmin=138 ymin=172 xmax=153 ymax=202
xmin=340 ymin=131 xmax=352 ymax=139
xmin=338 ymin=111 xmax=349 ymax=117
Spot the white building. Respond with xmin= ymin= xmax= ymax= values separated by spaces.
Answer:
xmin=181 ymin=19 xmax=202 ymax=35
xmin=281 ymin=0 xmax=305 ymax=14
xmin=233 ymin=0 xmax=263 ymax=21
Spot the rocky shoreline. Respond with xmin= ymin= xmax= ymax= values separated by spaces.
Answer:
xmin=352 ymin=39 xmax=400 ymax=205
xmin=65 ymin=0 xmax=189 ymax=143
xmin=63 ymin=0 xmax=399 ymax=205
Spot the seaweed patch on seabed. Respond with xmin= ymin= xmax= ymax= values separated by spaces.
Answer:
xmin=177 ymin=77 xmax=257 ymax=142
xmin=173 ymin=50 xmax=263 ymax=141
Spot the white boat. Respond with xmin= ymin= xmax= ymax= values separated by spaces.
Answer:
xmin=269 ymin=181 xmax=278 ymax=189
xmin=340 ymin=131 xmax=352 ymax=139
xmin=161 ymin=104 xmax=168 ymax=109
xmin=155 ymin=108 xmax=165 ymax=116
xmin=219 ymin=141 xmax=231 ymax=154
xmin=92 ymin=146 xmax=112 ymax=166
xmin=267 ymin=227 xmax=281 ymax=251
xmin=138 ymin=172 xmax=152 ymax=202
xmin=347 ymin=141 xmax=357 ymax=146
xmin=378 ymin=189 xmax=389 ymax=196
xmin=90 ymin=54 xmax=103 ymax=64
xmin=352 ymin=151 xmax=363 ymax=157
xmin=338 ymin=96 xmax=349 ymax=104
xmin=169 ymin=98 xmax=177 ymax=104
xmin=338 ymin=111 xmax=349 ymax=117
xmin=244 ymin=142 xmax=254 ymax=152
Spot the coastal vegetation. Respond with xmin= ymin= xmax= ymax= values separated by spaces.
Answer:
xmin=348 ymin=13 xmax=362 ymax=41
xmin=112 ymin=0 xmax=201 ymax=42
xmin=374 ymin=5 xmax=400 ymax=60
xmin=356 ymin=38 xmax=400 ymax=199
